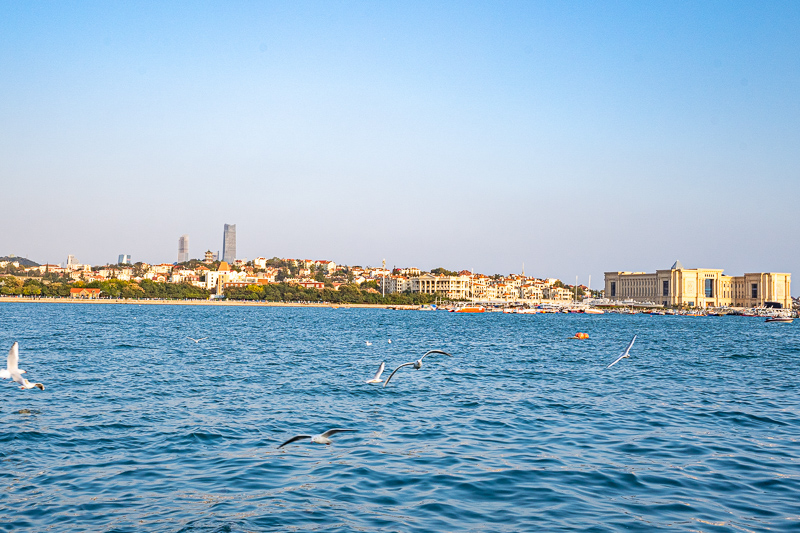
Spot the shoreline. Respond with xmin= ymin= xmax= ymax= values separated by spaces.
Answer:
xmin=0 ymin=296 xmax=416 ymax=309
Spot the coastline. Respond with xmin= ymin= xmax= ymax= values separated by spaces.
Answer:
xmin=0 ymin=296 xmax=416 ymax=309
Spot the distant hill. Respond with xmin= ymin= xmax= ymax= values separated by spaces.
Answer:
xmin=0 ymin=255 xmax=40 ymax=267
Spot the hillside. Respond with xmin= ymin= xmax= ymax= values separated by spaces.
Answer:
xmin=0 ymin=255 xmax=40 ymax=267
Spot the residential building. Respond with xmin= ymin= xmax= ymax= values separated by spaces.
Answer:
xmin=70 ymin=288 xmax=101 ymax=299
xmin=409 ymin=274 xmax=471 ymax=299
xmin=604 ymin=260 xmax=792 ymax=308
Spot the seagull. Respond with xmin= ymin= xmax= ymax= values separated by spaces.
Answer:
xmin=606 ymin=335 xmax=637 ymax=369
xmin=278 ymin=429 xmax=357 ymax=448
xmin=187 ymin=337 xmax=207 ymax=343
xmin=383 ymin=350 xmax=452 ymax=387
xmin=387 ymin=339 xmax=392 ymax=344
xmin=365 ymin=341 xmax=372 ymax=346
xmin=2 ymin=343 xmax=44 ymax=390
xmin=365 ymin=362 xmax=385 ymax=384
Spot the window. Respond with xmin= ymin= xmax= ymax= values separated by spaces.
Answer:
xmin=751 ymin=283 xmax=758 ymax=299
xmin=610 ymin=282 xmax=616 ymax=297
xmin=663 ymin=280 xmax=669 ymax=297
xmin=705 ymin=279 xmax=714 ymax=298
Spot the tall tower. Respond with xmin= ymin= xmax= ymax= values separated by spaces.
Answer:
xmin=178 ymin=234 xmax=189 ymax=263
xmin=222 ymin=224 xmax=236 ymax=263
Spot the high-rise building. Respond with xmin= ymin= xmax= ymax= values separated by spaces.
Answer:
xmin=222 ymin=224 xmax=236 ymax=263
xmin=67 ymin=254 xmax=77 ymax=266
xmin=118 ymin=254 xmax=131 ymax=264
xmin=178 ymin=234 xmax=189 ymax=263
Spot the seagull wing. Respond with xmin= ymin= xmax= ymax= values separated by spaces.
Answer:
xmin=371 ymin=361 xmax=385 ymax=381
xmin=623 ymin=335 xmax=636 ymax=356
xmin=278 ymin=435 xmax=312 ymax=448
xmin=8 ymin=342 xmax=19 ymax=372
xmin=197 ymin=337 xmax=207 ymax=342
xmin=607 ymin=335 xmax=637 ymax=369
xmin=320 ymin=429 xmax=357 ymax=438
xmin=419 ymin=350 xmax=452 ymax=361
xmin=383 ymin=361 xmax=416 ymax=387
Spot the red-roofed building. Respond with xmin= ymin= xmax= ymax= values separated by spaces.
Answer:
xmin=70 ymin=288 xmax=102 ymax=299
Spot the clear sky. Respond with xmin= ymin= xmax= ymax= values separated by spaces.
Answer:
xmin=2 ymin=1 xmax=799 ymax=292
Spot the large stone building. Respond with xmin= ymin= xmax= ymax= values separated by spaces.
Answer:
xmin=605 ymin=261 xmax=792 ymax=308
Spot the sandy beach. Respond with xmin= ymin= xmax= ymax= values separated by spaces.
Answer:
xmin=0 ymin=296 xmax=416 ymax=309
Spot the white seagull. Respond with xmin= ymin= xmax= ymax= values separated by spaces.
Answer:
xmin=387 ymin=339 xmax=392 ymax=344
xmin=278 ymin=429 xmax=357 ymax=448
xmin=187 ymin=337 xmax=207 ymax=343
xmin=606 ymin=335 xmax=637 ymax=369
xmin=383 ymin=350 xmax=452 ymax=387
xmin=1 ymin=342 xmax=44 ymax=390
xmin=365 ymin=341 xmax=372 ymax=346
xmin=365 ymin=362 xmax=385 ymax=384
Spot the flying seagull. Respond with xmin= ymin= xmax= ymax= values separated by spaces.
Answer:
xmin=606 ymin=335 xmax=637 ymax=369
xmin=2 ymin=343 xmax=44 ymax=390
xmin=278 ymin=429 xmax=357 ymax=448
xmin=187 ymin=337 xmax=207 ymax=343
xmin=383 ymin=350 xmax=452 ymax=387
xmin=365 ymin=362 xmax=385 ymax=384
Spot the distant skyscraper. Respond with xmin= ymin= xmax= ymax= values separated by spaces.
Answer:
xmin=222 ymin=224 xmax=236 ymax=263
xmin=118 ymin=254 xmax=131 ymax=265
xmin=178 ymin=234 xmax=189 ymax=263
xmin=67 ymin=255 xmax=77 ymax=266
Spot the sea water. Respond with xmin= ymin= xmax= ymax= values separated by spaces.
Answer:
xmin=1 ymin=303 xmax=798 ymax=532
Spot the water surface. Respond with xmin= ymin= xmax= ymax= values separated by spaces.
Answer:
xmin=1 ymin=303 xmax=799 ymax=531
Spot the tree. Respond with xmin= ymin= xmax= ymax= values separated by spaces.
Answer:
xmin=0 ymin=276 xmax=22 ymax=295
xmin=431 ymin=267 xmax=458 ymax=276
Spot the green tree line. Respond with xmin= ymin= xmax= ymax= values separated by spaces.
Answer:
xmin=223 ymin=282 xmax=440 ymax=305
xmin=0 ymin=276 xmax=210 ymax=300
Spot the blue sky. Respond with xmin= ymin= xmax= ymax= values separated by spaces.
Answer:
xmin=2 ymin=1 xmax=799 ymax=291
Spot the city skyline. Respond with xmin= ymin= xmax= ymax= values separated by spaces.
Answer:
xmin=2 ymin=2 xmax=798 ymax=290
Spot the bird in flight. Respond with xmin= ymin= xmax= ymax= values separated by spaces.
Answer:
xmin=606 ymin=335 xmax=637 ymax=369
xmin=187 ymin=337 xmax=207 ymax=343
xmin=278 ymin=429 xmax=357 ymax=448
xmin=383 ymin=350 xmax=452 ymax=387
xmin=365 ymin=362 xmax=385 ymax=384
xmin=1 ymin=342 xmax=44 ymax=390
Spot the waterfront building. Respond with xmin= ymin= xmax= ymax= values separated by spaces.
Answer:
xmin=69 ymin=288 xmax=101 ymax=299
xmin=178 ymin=235 xmax=189 ymax=263
xmin=409 ymin=274 xmax=471 ymax=299
xmin=222 ymin=224 xmax=236 ymax=263
xmin=604 ymin=261 xmax=792 ymax=308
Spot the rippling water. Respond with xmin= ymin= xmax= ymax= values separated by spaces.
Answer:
xmin=1 ymin=303 xmax=799 ymax=532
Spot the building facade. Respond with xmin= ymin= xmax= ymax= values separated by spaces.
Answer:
xmin=605 ymin=261 xmax=792 ymax=308
xmin=222 ymin=224 xmax=236 ymax=263
xmin=178 ymin=235 xmax=189 ymax=263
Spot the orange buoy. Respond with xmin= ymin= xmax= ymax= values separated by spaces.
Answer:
xmin=570 ymin=332 xmax=589 ymax=339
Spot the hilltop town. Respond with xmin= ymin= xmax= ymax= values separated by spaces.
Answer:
xmin=0 ymin=253 xmax=597 ymax=305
